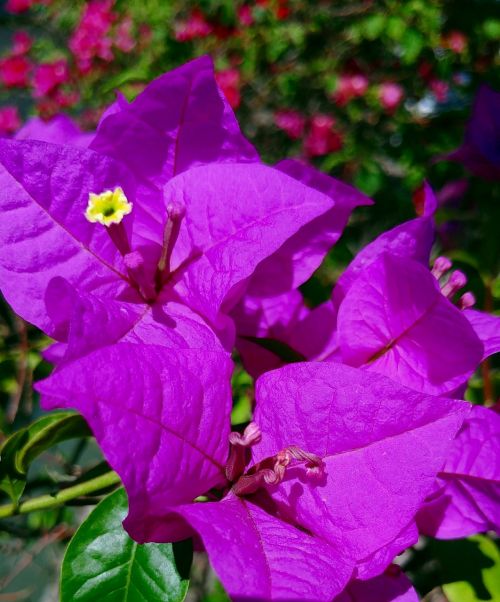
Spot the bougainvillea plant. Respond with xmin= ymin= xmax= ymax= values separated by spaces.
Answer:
xmin=0 ymin=56 xmax=499 ymax=602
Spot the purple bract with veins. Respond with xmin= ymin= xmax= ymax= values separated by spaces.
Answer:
xmin=38 ymin=353 xmax=469 ymax=601
xmin=0 ymin=56 xmax=367 ymax=363
xmin=335 ymin=252 xmax=483 ymax=396
xmin=234 ymin=181 xmax=497 ymax=397
xmin=232 ymin=181 xmax=438 ymax=376
xmin=417 ymin=404 xmax=500 ymax=538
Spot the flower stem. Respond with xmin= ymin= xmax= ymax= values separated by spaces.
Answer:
xmin=0 ymin=471 xmax=121 ymax=519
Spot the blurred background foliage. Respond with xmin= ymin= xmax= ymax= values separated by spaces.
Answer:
xmin=0 ymin=0 xmax=499 ymax=600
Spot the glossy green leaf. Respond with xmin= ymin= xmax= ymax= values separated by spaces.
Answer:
xmin=61 ymin=488 xmax=191 ymax=602
xmin=15 ymin=412 xmax=91 ymax=475
xmin=0 ymin=430 xmax=27 ymax=503
xmin=443 ymin=536 xmax=500 ymax=602
xmin=0 ymin=411 xmax=91 ymax=503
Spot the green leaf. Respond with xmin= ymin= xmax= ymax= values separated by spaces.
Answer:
xmin=443 ymin=536 xmax=500 ymax=602
xmin=483 ymin=19 xmax=500 ymax=40
xmin=0 ymin=411 xmax=91 ymax=503
xmin=15 ymin=412 xmax=91 ymax=475
xmin=386 ymin=16 xmax=406 ymax=42
xmin=401 ymin=29 xmax=425 ymax=64
xmin=0 ymin=430 xmax=28 ymax=503
xmin=361 ymin=14 xmax=386 ymax=40
xmin=61 ymin=488 xmax=191 ymax=602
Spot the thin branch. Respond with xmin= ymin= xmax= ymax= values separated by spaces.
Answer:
xmin=0 ymin=471 xmax=121 ymax=520
xmin=7 ymin=317 xmax=29 ymax=423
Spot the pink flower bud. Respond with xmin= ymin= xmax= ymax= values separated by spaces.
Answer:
xmin=459 ymin=292 xmax=476 ymax=310
xmin=441 ymin=270 xmax=467 ymax=298
xmin=431 ymin=256 xmax=453 ymax=279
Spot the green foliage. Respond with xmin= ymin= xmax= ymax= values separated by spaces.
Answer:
xmin=443 ymin=536 xmax=500 ymax=601
xmin=61 ymin=488 xmax=191 ymax=602
xmin=0 ymin=1 xmax=499 ymax=600
xmin=0 ymin=411 xmax=91 ymax=503
xmin=408 ymin=535 xmax=500 ymax=600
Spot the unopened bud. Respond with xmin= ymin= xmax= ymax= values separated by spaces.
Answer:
xmin=459 ymin=291 xmax=476 ymax=310
xmin=431 ymin=256 xmax=452 ymax=279
xmin=441 ymin=270 xmax=467 ymax=298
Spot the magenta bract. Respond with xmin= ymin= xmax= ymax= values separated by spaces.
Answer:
xmin=0 ymin=56 xmax=365 ymax=364
xmin=38 ymin=357 xmax=469 ymax=601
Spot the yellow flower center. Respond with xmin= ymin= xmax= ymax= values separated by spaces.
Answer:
xmin=85 ymin=187 xmax=133 ymax=227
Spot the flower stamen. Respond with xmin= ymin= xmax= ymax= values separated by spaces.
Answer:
xmin=85 ymin=187 xmax=132 ymax=226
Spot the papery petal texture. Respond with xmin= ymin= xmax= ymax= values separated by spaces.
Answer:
xmin=336 ymin=253 xmax=483 ymax=395
xmin=245 ymin=159 xmax=372 ymax=297
xmin=44 ymin=277 xmax=223 ymax=363
xmin=36 ymin=344 xmax=233 ymax=543
xmin=464 ymin=309 xmax=500 ymax=360
xmin=168 ymin=163 xmax=337 ymax=324
xmin=15 ymin=114 xmax=94 ymax=147
xmin=176 ymin=493 xmax=354 ymax=602
xmin=91 ymin=55 xmax=258 ymax=189
xmin=417 ymin=405 xmax=500 ymax=538
xmin=254 ymin=362 xmax=470 ymax=573
xmin=333 ymin=183 xmax=436 ymax=310
xmin=333 ymin=566 xmax=418 ymax=602
xmin=0 ymin=139 xmax=134 ymax=334
xmin=354 ymin=522 xmax=419 ymax=581
xmin=335 ymin=569 xmax=418 ymax=602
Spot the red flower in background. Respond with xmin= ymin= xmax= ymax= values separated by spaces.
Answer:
xmin=442 ymin=31 xmax=467 ymax=54
xmin=33 ymin=60 xmax=69 ymax=97
xmin=274 ymin=109 xmax=306 ymax=139
xmin=114 ymin=16 xmax=135 ymax=53
xmin=215 ymin=68 xmax=241 ymax=109
xmin=5 ymin=0 xmax=49 ymax=12
xmin=378 ymin=82 xmax=404 ymax=112
xmin=430 ymin=79 xmax=449 ymax=103
xmin=12 ymin=31 xmax=33 ymax=56
xmin=0 ymin=106 xmax=20 ymax=134
xmin=6 ymin=0 xmax=33 ymax=12
xmin=70 ymin=0 xmax=116 ymax=72
xmin=304 ymin=114 xmax=343 ymax=156
xmin=276 ymin=0 xmax=290 ymax=20
xmin=238 ymin=5 xmax=254 ymax=27
xmin=53 ymin=88 xmax=80 ymax=109
xmin=175 ymin=9 xmax=213 ymax=42
xmin=333 ymin=73 xmax=369 ymax=106
xmin=0 ymin=55 xmax=31 ymax=88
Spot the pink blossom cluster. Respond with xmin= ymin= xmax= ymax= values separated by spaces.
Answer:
xmin=418 ymin=61 xmax=450 ymax=104
xmin=174 ymin=8 xmax=213 ymax=42
xmin=0 ymin=29 xmax=75 ymax=119
xmin=175 ymin=1 xmax=292 ymax=43
xmin=274 ymin=110 xmax=343 ymax=157
xmin=215 ymin=68 xmax=241 ymax=109
xmin=5 ymin=0 xmax=49 ymax=13
xmin=0 ymin=106 xmax=21 ymax=135
xmin=441 ymin=30 xmax=468 ymax=54
xmin=69 ymin=0 xmax=135 ymax=73
xmin=332 ymin=72 xmax=405 ymax=112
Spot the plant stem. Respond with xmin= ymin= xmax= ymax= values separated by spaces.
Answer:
xmin=0 ymin=471 xmax=120 ymax=519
